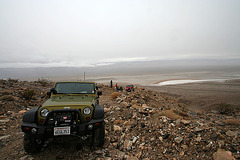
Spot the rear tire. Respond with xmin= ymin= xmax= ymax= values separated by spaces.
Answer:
xmin=92 ymin=122 xmax=105 ymax=147
xmin=24 ymin=133 xmax=44 ymax=154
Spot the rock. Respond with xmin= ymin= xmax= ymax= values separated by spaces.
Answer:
xmin=114 ymin=119 xmax=124 ymax=124
xmin=110 ymin=136 xmax=119 ymax=142
xmin=0 ymin=115 xmax=7 ymax=119
xmin=174 ymin=137 xmax=183 ymax=144
xmin=55 ymin=155 xmax=64 ymax=160
xmin=211 ymin=133 xmax=220 ymax=141
xmin=180 ymin=151 xmax=185 ymax=156
xmin=110 ymin=149 xmax=125 ymax=159
xmin=140 ymin=123 xmax=145 ymax=128
xmin=132 ymin=136 xmax=138 ymax=144
xmin=131 ymin=100 xmax=138 ymax=105
xmin=20 ymin=155 xmax=34 ymax=160
xmin=179 ymin=111 xmax=189 ymax=117
xmin=213 ymin=149 xmax=236 ymax=160
xmin=123 ymin=120 xmax=135 ymax=126
xmin=95 ymin=150 xmax=103 ymax=155
xmin=163 ymin=133 xmax=170 ymax=139
xmin=0 ymin=118 xmax=10 ymax=123
xmin=226 ymin=130 xmax=238 ymax=137
xmin=104 ymin=108 xmax=111 ymax=113
xmin=159 ymin=136 xmax=163 ymax=142
xmin=18 ymin=110 xmax=27 ymax=114
xmin=181 ymin=120 xmax=191 ymax=125
xmin=196 ymin=135 xmax=201 ymax=142
xmin=0 ymin=135 xmax=10 ymax=140
xmin=115 ymin=107 xmax=121 ymax=111
xmin=142 ymin=104 xmax=151 ymax=109
xmin=19 ymin=156 xmax=28 ymax=160
xmin=136 ymin=150 xmax=142 ymax=159
xmin=194 ymin=127 xmax=204 ymax=132
xmin=162 ymin=116 xmax=168 ymax=123
xmin=139 ymin=143 xmax=145 ymax=148
xmin=218 ymin=140 xmax=225 ymax=148
xmin=121 ymin=102 xmax=130 ymax=108
xmin=175 ymin=119 xmax=181 ymax=125
xmin=206 ymin=141 xmax=213 ymax=148
xmin=16 ymin=132 xmax=24 ymax=135
xmin=124 ymin=140 xmax=133 ymax=150
xmin=150 ymin=137 xmax=155 ymax=141
xmin=113 ymin=125 xmax=122 ymax=132
xmin=131 ymin=104 xmax=142 ymax=109
xmin=126 ymin=156 xmax=139 ymax=160
xmin=116 ymin=97 xmax=124 ymax=104
xmin=104 ymin=137 xmax=111 ymax=148
xmin=196 ymin=121 xmax=204 ymax=126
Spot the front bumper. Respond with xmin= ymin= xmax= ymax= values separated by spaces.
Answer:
xmin=21 ymin=109 xmax=104 ymax=139
xmin=21 ymin=119 xmax=103 ymax=139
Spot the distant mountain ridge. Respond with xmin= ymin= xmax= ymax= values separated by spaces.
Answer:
xmin=0 ymin=59 xmax=240 ymax=80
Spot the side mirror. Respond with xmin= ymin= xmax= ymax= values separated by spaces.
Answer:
xmin=47 ymin=91 xmax=51 ymax=98
xmin=96 ymin=86 xmax=99 ymax=90
xmin=50 ymin=88 xmax=57 ymax=94
xmin=97 ymin=91 xmax=102 ymax=97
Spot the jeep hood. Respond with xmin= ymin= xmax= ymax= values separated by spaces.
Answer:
xmin=42 ymin=95 xmax=95 ymax=107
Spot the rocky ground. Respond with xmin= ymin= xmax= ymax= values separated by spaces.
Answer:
xmin=0 ymin=79 xmax=239 ymax=160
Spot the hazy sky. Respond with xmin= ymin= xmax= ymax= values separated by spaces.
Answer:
xmin=0 ymin=0 xmax=240 ymax=68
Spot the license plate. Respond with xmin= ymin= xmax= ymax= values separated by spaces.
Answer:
xmin=54 ymin=127 xmax=70 ymax=136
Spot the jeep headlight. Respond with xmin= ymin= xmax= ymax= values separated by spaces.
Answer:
xmin=83 ymin=107 xmax=91 ymax=115
xmin=40 ymin=109 xmax=49 ymax=117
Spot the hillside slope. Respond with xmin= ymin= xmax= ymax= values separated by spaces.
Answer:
xmin=0 ymin=80 xmax=239 ymax=159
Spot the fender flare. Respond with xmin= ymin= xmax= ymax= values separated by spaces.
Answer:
xmin=23 ymin=106 xmax=40 ymax=123
xmin=93 ymin=105 xmax=104 ymax=119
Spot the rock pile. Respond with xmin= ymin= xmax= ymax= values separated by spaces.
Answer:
xmin=0 ymin=80 xmax=239 ymax=159
xmin=0 ymin=79 xmax=53 ymax=159
xmin=100 ymin=86 xmax=240 ymax=160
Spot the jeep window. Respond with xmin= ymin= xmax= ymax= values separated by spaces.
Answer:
xmin=54 ymin=83 xmax=95 ymax=94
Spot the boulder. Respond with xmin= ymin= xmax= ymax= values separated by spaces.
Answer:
xmin=213 ymin=149 xmax=235 ymax=160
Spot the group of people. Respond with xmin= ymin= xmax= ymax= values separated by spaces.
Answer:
xmin=110 ymin=80 xmax=119 ymax=91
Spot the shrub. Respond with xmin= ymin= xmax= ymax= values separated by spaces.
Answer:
xmin=0 ymin=90 xmax=11 ymax=95
xmin=38 ymin=79 xmax=49 ymax=87
xmin=0 ymin=79 xmax=6 ymax=84
xmin=217 ymin=102 xmax=233 ymax=114
xmin=21 ymin=89 xmax=35 ymax=100
xmin=7 ymin=78 xmax=18 ymax=83
xmin=110 ymin=92 xmax=121 ymax=100
xmin=0 ymin=95 xmax=16 ymax=101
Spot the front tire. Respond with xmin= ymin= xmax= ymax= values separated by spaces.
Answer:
xmin=92 ymin=122 xmax=105 ymax=147
xmin=24 ymin=133 xmax=44 ymax=154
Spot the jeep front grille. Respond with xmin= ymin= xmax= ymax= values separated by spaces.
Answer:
xmin=43 ymin=109 xmax=83 ymax=127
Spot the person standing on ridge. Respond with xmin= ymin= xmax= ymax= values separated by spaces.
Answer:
xmin=110 ymin=80 xmax=113 ymax=88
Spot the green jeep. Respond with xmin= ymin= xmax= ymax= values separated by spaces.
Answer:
xmin=21 ymin=81 xmax=105 ymax=154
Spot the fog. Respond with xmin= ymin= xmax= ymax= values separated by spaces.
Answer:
xmin=0 ymin=0 xmax=240 ymax=68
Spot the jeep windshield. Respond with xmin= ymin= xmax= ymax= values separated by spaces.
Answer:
xmin=54 ymin=82 xmax=95 ymax=94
